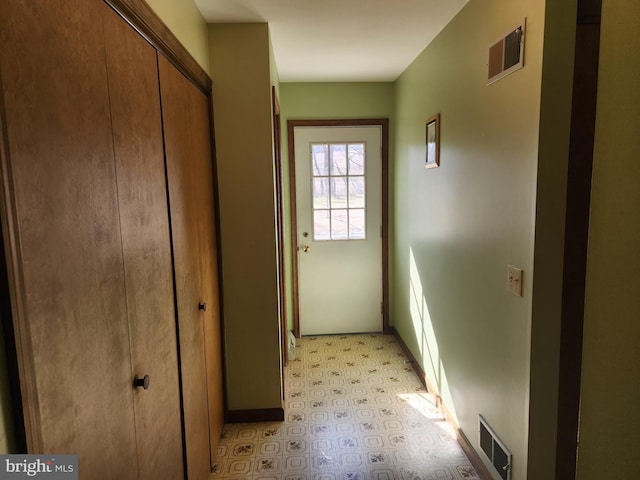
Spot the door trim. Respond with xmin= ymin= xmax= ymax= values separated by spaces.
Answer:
xmin=271 ymin=88 xmax=288 ymax=390
xmin=554 ymin=1 xmax=602 ymax=477
xmin=287 ymin=119 xmax=390 ymax=338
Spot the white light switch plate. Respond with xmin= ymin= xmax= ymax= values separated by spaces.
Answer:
xmin=507 ymin=265 xmax=523 ymax=297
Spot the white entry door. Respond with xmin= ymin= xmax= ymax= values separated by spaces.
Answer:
xmin=294 ymin=126 xmax=383 ymax=335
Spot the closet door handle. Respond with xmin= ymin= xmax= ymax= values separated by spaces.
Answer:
xmin=199 ymin=302 xmax=207 ymax=312
xmin=133 ymin=375 xmax=150 ymax=390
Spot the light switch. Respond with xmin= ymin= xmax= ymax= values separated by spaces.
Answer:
xmin=507 ymin=265 xmax=523 ymax=297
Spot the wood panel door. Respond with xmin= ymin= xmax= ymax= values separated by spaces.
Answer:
xmin=158 ymin=55 xmax=212 ymax=480
xmin=190 ymin=84 xmax=225 ymax=455
xmin=102 ymin=7 xmax=184 ymax=480
xmin=0 ymin=1 xmax=138 ymax=477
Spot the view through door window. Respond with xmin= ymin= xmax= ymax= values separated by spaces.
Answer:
xmin=311 ymin=142 xmax=366 ymax=240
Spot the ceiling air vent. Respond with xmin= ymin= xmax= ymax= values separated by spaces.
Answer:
xmin=487 ymin=19 xmax=526 ymax=85
xmin=479 ymin=415 xmax=512 ymax=480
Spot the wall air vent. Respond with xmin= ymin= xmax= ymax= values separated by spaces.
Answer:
xmin=479 ymin=415 xmax=512 ymax=480
xmin=487 ymin=19 xmax=526 ymax=85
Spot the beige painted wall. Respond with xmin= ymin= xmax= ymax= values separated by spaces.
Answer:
xmin=145 ymin=0 xmax=210 ymax=74
xmin=577 ymin=1 xmax=640 ymax=478
xmin=269 ymin=34 xmax=280 ymax=96
xmin=209 ymin=24 xmax=282 ymax=411
xmin=279 ymin=82 xmax=395 ymax=333
xmin=392 ymin=0 xmax=547 ymax=478
xmin=269 ymin=33 xmax=283 ymax=350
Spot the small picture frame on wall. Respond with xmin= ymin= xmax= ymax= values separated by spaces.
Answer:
xmin=425 ymin=113 xmax=440 ymax=169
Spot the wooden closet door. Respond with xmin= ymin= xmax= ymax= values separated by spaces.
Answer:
xmin=0 ymin=1 xmax=138 ymax=477
xmin=158 ymin=55 xmax=211 ymax=480
xmin=102 ymin=7 xmax=184 ymax=480
xmin=190 ymin=82 xmax=225 ymax=457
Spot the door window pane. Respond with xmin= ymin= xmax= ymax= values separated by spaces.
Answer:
xmin=348 ymin=177 xmax=365 ymax=208
xmin=349 ymin=209 xmax=365 ymax=239
xmin=331 ymin=209 xmax=349 ymax=240
xmin=314 ymin=210 xmax=331 ymax=240
xmin=312 ymin=144 xmax=329 ymax=176
xmin=348 ymin=144 xmax=365 ymax=175
xmin=330 ymin=144 xmax=347 ymax=176
xmin=330 ymin=177 xmax=348 ymax=208
xmin=313 ymin=178 xmax=329 ymax=209
xmin=311 ymin=142 xmax=368 ymax=241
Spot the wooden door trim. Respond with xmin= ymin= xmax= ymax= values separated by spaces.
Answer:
xmin=287 ymin=119 xmax=390 ymax=337
xmin=105 ymin=0 xmax=211 ymax=93
xmin=555 ymin=0 xmax=602 ymax=477
xmin=272 ymin=88 xmax=288 ymax=379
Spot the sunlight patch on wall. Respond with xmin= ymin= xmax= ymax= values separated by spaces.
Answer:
xmin=409 ymin=247 xmax=427 ymax=356
xmin=409 ymin=247 xmax=458 ymax=425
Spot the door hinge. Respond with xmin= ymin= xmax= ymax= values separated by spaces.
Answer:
xmin=381 ymin=302 xmax=384 ymax=314
xmin=380 ymin=225 xmax=383 ymax=238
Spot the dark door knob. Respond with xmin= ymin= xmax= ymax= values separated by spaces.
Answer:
xmin=199 ymin=302 xmax=207 ymax=312
xmin=134 ymin=375 xmax=150 ymax=390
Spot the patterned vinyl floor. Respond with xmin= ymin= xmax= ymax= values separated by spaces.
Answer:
xmin=209 ymin=334 xmax=480 ymax=480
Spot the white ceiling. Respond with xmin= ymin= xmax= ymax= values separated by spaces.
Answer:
xmin=194 ymin=0 xmax=470 ymax=82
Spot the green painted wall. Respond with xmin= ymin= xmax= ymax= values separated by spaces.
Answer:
xmin=392 ymin=0 xmax=547 ymax=478
xmin=281 ymin=83 xmax=395 ymax=120
xmin=145 ymin=0 xmax=210 ymax=74
xmin=577 ymin=1 xmax=640 ymax=478
xmin=209 ymin=24 xmax=282 ymax=411
xmin=279 ymin=82 xmax=395 ymax=332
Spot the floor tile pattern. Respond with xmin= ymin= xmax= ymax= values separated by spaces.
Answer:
xmin=210 ymin=334 xmax=480 ymax=480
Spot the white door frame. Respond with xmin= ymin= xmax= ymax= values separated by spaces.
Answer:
xmin=287 ymin=119 xmax=389 ymax=338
